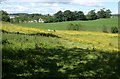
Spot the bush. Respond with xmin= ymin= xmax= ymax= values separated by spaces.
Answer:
xmin=67 ymin=23 xmax=74 ymax=30
xmin=111 ymin=27 xmax=118 ymax=33
xmin=66 ymin=23 xmax=84 ymax=31
xmin=102 ymin=26 xmax=109 ymax=33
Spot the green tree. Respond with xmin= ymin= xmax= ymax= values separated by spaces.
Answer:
xmin=63 ymin=10 xmax=75 ymax=21
xmin=14 ymin=17 xmax=20 ymax=23
xmin=18 ymin=14 xmax=29 ymax=23
xmin=105 ymin=9 xmax=111 ymax=18
xmin=44 ymin=14 xmax=54 ymax=23
xmin=97 ymin=8 xmax=106 ymax=18
xmin=76 ymin=11 xmax=86 ymax=20
xmin=86 ymin=10 xmax=97 ymax=20
xmin=97 ymin=8 xmax=111 ymax=18
xmin=10 ymin=18 xmax=15 ymax=23
xmin=54 ymin=11 xmax=64 ymax=22
xmin=0 ymin=10 xmax=10 ymax=22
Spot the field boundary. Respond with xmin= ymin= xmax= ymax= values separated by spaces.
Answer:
xmin=1 ymin=29 xmax=60 ymax=38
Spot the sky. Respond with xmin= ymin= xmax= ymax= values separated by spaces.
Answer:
xmin=0 ymin=0 xmax=119 ymax=15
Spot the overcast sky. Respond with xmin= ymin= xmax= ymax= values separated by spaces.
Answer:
xmin=0 ymin=0 xmax=119 ymax=15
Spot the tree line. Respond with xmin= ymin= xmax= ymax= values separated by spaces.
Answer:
xmin=46 ymin=8 xmax=111 ymax=23
xmin=0 ymin=8 xmax=111 ymax=23
xmin=0 ymin=10 xmax=52 ymax=23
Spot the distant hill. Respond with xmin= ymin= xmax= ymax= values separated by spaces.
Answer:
xmin=112 ymin=14 xmax=120 ymax=16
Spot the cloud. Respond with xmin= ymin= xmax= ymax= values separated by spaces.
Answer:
xmin=2 ymin=0 xmax=119 ymax=7
xmin=1 ymin=0 xmax=118 ymax=7
xmin=70 ymin=0 xmax=104 ymax=7
xmin=6 ymin=0 xmax=120 ymax=2
xmin=70 ymin=0 xmax=119 ymax=7
xmin=5 ymin=0 xmax=70 ymax=3
xmin=0 ymin=2 xmax=62 ymax=14
xmin=0 ymin=0 xmax=119 ymax=14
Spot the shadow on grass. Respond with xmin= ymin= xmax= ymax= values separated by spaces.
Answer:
xmin=1 ymin=29 xmax=60 ymax=38
xmin=2 ymin=46 xmax=120 ymax=79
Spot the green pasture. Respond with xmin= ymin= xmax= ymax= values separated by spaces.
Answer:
xmin=2 ymin=18 xmax=120 ymax=79
xmin=16 ymin=18 xmax=118 ymax=32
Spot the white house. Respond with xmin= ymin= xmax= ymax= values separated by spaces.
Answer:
xmin=9 ymin=14 xmax=45 ymax=23
xmin=38 ymin=18 xmax=44 ymax=23
xmin=9 ymin=15 xmax=16 ymax=19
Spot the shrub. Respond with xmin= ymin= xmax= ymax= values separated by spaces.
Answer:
xmin=102 ymin=26 xmax=109 ymax=33
xmin=111 ymin=27 xmax=118 ymax=33
xmin=66 ymin=23 xmax=74 ymax=30
xmin=66 ymin=23 xmax=84 ymax=31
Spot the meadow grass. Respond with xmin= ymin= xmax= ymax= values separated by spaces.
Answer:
xmin=1 ymin=22 xmax=118 ymax=51
xmin=2 ymin=33 xmax=120 ymax=79
xmin=16 ymin=18 xmax=118 ymax=32
xmin=2 ymin=21 xmax=120 ymax=79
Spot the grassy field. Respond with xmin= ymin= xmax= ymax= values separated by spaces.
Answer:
xmin=16 ymin=18 xmax=118 ymax=32
xmin=1 ymin=21 xmax=120 ymax=79
xmin=1 ymin=21 xmax=118 ymax=51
